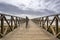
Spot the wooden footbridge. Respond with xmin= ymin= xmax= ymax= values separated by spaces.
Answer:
xmin=0 ymin=13 xmax=60 ymax=40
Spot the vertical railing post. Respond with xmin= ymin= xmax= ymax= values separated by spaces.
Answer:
xmin=42 ymin=17 xmax=44 ymax=28
xmin=56 ymin=15 xmax=58 ymax=34
xmin=47 ymin=16 xmax=48 ymax=30
xmin=18 ymin=17 xmax=19 ymax=26
xmin=1 ymin=14 xmax=4 ymax=35
xmin=11 ymin=16 xmax=13 ymax=30
xmin=40 ymin=17 xmax=41 ymax=27
xmin=19 ymin=18 xmax=20 ymax=26
xmin=17 ymin=17 xmax=19 ymax=27
xmin=15 ymin=17 xmax=17 ymax=28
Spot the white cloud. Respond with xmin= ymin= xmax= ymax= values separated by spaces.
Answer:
xmin=12 ymin=14 xmax=40 ymax=19
xmin=0 ymin=0 xmax=60 ymax=11
xmin=0 ymin=0 xmax=46 ymax=10
xmin=0 ymin=0 xmax=60 ymax=18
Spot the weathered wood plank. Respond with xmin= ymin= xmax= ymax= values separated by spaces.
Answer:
xmin=1 ymin=20 xmax=59 ymax=40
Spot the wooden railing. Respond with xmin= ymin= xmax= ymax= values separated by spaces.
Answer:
xmin=0 ymin=13 xmax=25 ymax=38
xmin=32 ymin=14 xmax=60 ymax=39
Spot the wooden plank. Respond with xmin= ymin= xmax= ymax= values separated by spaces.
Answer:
xmin=3 ymin=16 xmax=12 ymax=31
xmin=1 ymin=15 xmax=4 ymax=35
xmin=3 ymin=26 xmax=9 ymax=35
xmin=55 ymin=15 xmax=58 ymax=34
xmin=39 ymin=18 xmax=41 ymax=27
xmin=11 ymin=16 xmax=13 ymax=31
xmin=17 ymin=18 xmax=20 ymax=26
xmin=42 ymin=17 xmax=44 ymax=28
xmin=50 ymin=26 xmax=56 ymax=35
xmin=46 ymin=16 xmax=48 ymax=30
xmin=48 ymin=16 xmax=56 ymax=30
xmin=1 ymin=20 xmax=59 ymax=40
xmin=14 ymin=17 xmax=17 ymax=28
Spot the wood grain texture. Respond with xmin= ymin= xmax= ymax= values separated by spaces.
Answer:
xmin=0 ymin=20 xmax=59 ymax=40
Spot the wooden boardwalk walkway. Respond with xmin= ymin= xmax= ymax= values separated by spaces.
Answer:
xmin=0 ymin=20 xmax=59 ymax=40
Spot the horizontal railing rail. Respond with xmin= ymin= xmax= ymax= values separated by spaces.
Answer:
xmin=0 ymin=13 xmax=25 ymax=38
xmin=32 ymin=14 xmax=60 ymax=39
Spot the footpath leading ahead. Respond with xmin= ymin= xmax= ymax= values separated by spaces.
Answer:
xmin=0 ymin=20 xmax=59 ymax=40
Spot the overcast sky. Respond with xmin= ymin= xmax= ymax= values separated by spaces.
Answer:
xmin=0 ymin=0 xmax=60 ymax=19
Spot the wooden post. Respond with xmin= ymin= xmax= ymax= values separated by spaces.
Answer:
xmin=1 ymin=15 xmax=4 ymax=34
xmin=15 ymin=17 xmax=17 ymax=28
xmin=56 ymin=15 xmax=58 ymax=34
xmin=18 ymin=18 xmax=20 ymax=26
xmin=40 ymin=18 xmax=41 ymax=27
xmin=19 ymin=17 xmax=20 ymax=26
xmin=42 ymin=17 xmax=44 ymax=28
xmin=11 ymin=16 xmax=13 ymax=30
xmin=47 ymin=16 xmax=48 ymax=30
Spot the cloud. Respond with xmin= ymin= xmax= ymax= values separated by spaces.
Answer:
xmin=17 ymin=14 xmax=40 ymax=19
xmin=0 ymin=2 xmax=44 ymax=17
xmin=0 ymin=0 xmax=60 ymax=19
xmin=0 ymin=2 xmax=23 ymax=14
xmin=43 ymin=0 xmax=60 ymax=12
xmin=0 ymin=0 xmax=60 ymax=11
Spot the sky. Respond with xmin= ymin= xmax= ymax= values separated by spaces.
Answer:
xmin=0 ymin=0 xmax=60 ymax=19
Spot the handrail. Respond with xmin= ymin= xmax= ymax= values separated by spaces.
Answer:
xmin=0 ymin=13 xmax=20 ymax=17
xmin=0 ymin=13 xmax=25 ymax=38
xmin=32 ymin=14 xmax=60 ymax=39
